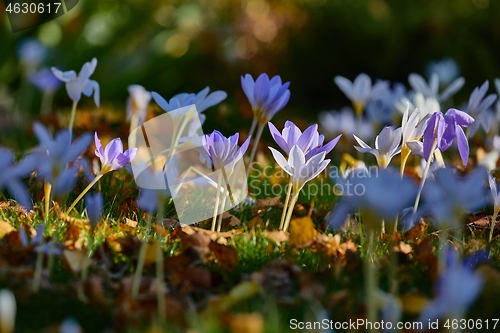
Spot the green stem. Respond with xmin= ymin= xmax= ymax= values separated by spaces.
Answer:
xmin=438 ymin=228 xmax=449 ymax=275
xmin=68 ymin=101 xmax=78 ymax=140
xmin=246 ymin=122 xmax=265 ymax=175
xmin=66 ymin=174 xmax=104 ymax=215
xmin=283 ymin=192 xmax=299 ymax=233
xmin=216 ymin=185 xmax=228 ymax=232
xmin=32 ymin=232 xmax=45 ymax=292
xmin=211 ymin=171 xmax=222 ymax=232
xmin=132 ymin=214 xmax=153 ymax=299
xmin=413 ymin=139 xmax=438 ymax=214
xmin=156 ymin=204 xmax=166 ymax=327
xmin=365 ymin=229 xmax=378 ymax=333
xmin=489 ymin=208 xmax=498 ymax=243
xmin=248 ymin=118 xmax=257 ymax=142
xmin=279 ymin=178 xmax=293 ymax=230
xmin=44 ymin=182 xmax=51 ymax=224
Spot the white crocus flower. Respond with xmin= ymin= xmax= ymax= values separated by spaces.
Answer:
xmin=0 ymin=290 xmax=16 ymax=333
xmin=488 ymin=173 xmax=500 ymax=242
xmin=51 ymin=58 xmax=100 ymax=106
xmin=353 ymin=126 xmax=402 ymax=168
xmin=334 ymin=73 xmax=389 ymax=116
xmin=409 ymin=72 xmax=464 ymax=103
xmin=269 ymin=145 xmax=331 ymax=232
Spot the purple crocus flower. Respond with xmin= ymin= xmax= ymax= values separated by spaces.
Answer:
xmin=51 ymin=58 xmax=100 ymax=106
xmin=202 ymin=131 xmax=251 ymax=171
xmin=423 ymin=109 xmax=474 ymax=166
xmin=33 ymin=122 xmax=92 ymax=196
xmin=328 ymin=169 xmax=417 ymax=230
xmin=241 ymin=73 xmax=290 ymax=123
xmin=94 ymin=133 xmax=137 ymax=174
xmin=85 ymin=193 xmax=103 ymax=229
xmin=0 ymin=148 xmax=38 ymax=208
xmin=268 ymin=121 xmax=341 ymax=160
xmin=29 ymin=68 xmax=62 ymax=92
xmin=418 ymin=246 xmax=483 ymax=323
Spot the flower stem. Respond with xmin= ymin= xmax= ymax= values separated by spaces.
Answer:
xmin=248 ymin=118 xmax=257 ymax=142
xmin=283 ymin=192 xmax=300 ymax=233
xmin=129 ymin=113 xmax=140 ymax=148
xmin=155 ymin=204 xmax=166 ymax=327
xmin=44 ymin=182 xmax=51 ymax=223
xmin=489 ymin=208 xmax=499 ymax=242
xmin=365 ymin=229 xmax=378 ymax=333
xmin=246 ymin=122 xmax=265 ymax=175
xmin=211 ymin=170 xmax=222 ymax=232
xmin=68 ymin=101 xmax=78 ymax=140
xmin=32 ymin=233 xmax=45 ymax=292
xmin=216 ymin=184 xmax=228 ymax=232
xmin=66 ymin=174 xmax=104 ymax=215
xmin=132 ymin=214 xmax=153 ymax=299
xmin=438 ymin=228 xmax=449 ymax=275
xmin=279 ymin=178 xmax=293 ymax=230
xmin=400 ymin=146 xmax=410 ymax=177
xmin=77 ymin=235 xmax=93 ymax=303
xmin=413 ymin=139 xmax=438 ymax=214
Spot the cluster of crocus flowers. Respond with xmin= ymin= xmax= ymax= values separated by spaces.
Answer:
xmin=202 ymin=130 xmax=250 ymax=231
xmin=241 ymin=73 xmax=291 ymax=173
xmin=268 ymin=121 xmax=340 ymax=232
xmin=51 ymin=58 xmax=100 ymax=137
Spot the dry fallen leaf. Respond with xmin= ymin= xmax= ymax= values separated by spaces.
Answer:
xmin=404 ymin=218 xmax=428 ymax=240
xmin=251 ymin=196 xmax=282 ymax=215
xmin=210 ymin=241 xmax=238 ymax=272
xmin=247 ymin=215 xmax=265 ymax=229
xmin=229 ymin=312 xmax=264 ymax=333
xmin=288 ymin=216 xmax=317 ymax=247
xmin=393 ymin=241 xmax=412 ymax=255
xmin=63 ymin=249 xmax=87 ymax=274
xmin=0 ymin=220 xmax=16 ymax=238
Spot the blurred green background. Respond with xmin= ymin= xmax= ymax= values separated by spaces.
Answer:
xmin=1 ymin=0 xmax=499 ymax=135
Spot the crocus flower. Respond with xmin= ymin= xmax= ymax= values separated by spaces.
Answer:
xmin=269 ymin=145 xmax=331 ymax=194
xmin=51 ymin=58 xmax=100 ymax=106
xmin=334 ymin=73 xmax=389 ymax=116
xmin=488 ymin=172 xmax=500 ymax=241
xmin=17 ymin=38 xmax=46 ymax=69
xmin=319 ymin=108 xmax=374 ymax=141
xmin=0 ymin=289 xmax=16 ymax=333
xmin=422 ymin=109 xmax=474 ymax=166
xmin=328 ymin=168 xmax=417 ymax=231
xmin=418 ymin=246 xmax=483 ymax=323
xmin=152 ymin=86 xmax=226 ymax=113
xmin=202 ymin=131 xmax=251 ymax=171
xmin=464 ymin=81 xmax=497 ymax=136
xmin=29 ymin=68 xmax=62 ymax=92
xmin=422 ymin=168 xmax=488 ymax=228
xmin=33 ymin=123 xmax=92 ymax=191
xmin=0 ymin=148 xmax=37 ymax=208
xmin=94 ymin=133 xmax=137 ymax=174
xmin=127 ymin=85 xmax=151 ymax=125
xmin=85 ymin=193 xmax=103 ymax=229
xmin=353 ymin=126 xmax=402 ymax=168
xmin=241 ymin=73 xmax=291 ymax=124
xmin=59 ymin=318 xmax=82 ymax=333
xmin=426 ymin=58 xmax=460 ymax=87
xmin=268 ymin=121 xmax=341 ymax=160
xmin=408 ymin=72 xmax=464 ymax=103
